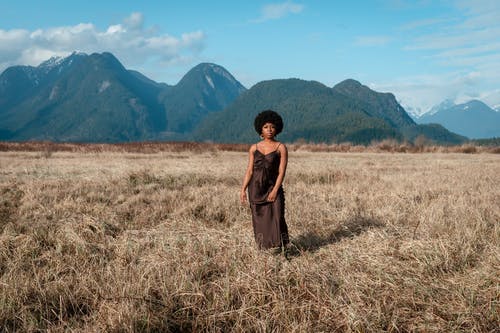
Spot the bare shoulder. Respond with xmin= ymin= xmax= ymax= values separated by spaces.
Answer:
xmin=278 ymin=142 xmax=288 ymax=153
xmin=249 ymin=143 xmax=257 ymax=153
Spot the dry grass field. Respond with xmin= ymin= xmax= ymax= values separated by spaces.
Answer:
xmin=0 ymin=143 xmax=499 ymax=332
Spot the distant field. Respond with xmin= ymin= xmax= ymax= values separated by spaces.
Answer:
xmin=0 ymin=145 xmax=498 ymax=332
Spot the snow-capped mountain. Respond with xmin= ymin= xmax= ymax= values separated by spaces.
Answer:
xmin=0 ymin=51 xmax=471 ymax=144
xmin=401 ymin=104 xmax=424 ymax=121
xmin=417 ymin=100 xmax=500 ymax=139
xmin=0 ymin=52 xmax=246 ymax=142
xmin=427 ymin=99 xmax=455 ymax=116
xmin=38 ymin=52 xmax=87 ymax=75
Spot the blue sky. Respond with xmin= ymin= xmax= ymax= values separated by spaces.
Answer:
xmin=1 ymin=0 xmax=499 ymax=114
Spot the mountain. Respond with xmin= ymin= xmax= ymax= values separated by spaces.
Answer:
xmin=193 ymin=78 xmax=464 ymax=145
xmin=0 ymin=52 xmax=467 ymax=144
xmin=403 ymin=105 xmax=423 ymax=121
xmin=0 ymin=53 xmax=245 ymax=142
xmin=400 ymin=123 xmax=467 ymax=145
xmin=418 ymin=100 xmax=500 ymax=139
xmin=127 ymin=69 xmax=170 ymax=90
xmin=332 ymin=79 xmax=415 ymax=128
xmin=0 ymin=53 xmax=84 ymax=114
xmin=159 ymin=63 xmax=246 ymax=135
xmin=194 ymin=78 xmax=397 ymax=144
xmin=427 ymin=99 xmax=455 ymax=116
xmin=0 ymin=52 xmax=168 ymax=141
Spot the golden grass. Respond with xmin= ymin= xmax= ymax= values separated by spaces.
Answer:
xmin=0 ymin=145 xmax=498 ymax=332
xmin=1 ymin=140 xmax=499 ymax=155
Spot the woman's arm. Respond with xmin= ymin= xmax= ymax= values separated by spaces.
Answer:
xmin=240 ymin=144 xmax=256 ymax=204
xmin=267 ymin=143 xmax=288 ymax=202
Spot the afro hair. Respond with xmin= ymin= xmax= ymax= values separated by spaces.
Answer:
xmin=254 ymin=110 xmax=284 ymax=135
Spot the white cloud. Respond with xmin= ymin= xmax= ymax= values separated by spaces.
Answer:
xmin=123 ymin=12 xmax=144 ymax=31
xmin=0 ymin=12 xmax=206 ymax=81
xmin=407 ymin=25 xmax=500 ymax=51
xmin=400 ymin=17 xmax=456 ymax=31
xmin=393 ymin=0 xmax=500 ymax=113
xmin=373 ymin=68 xmax=500 ymax=115
xmin=19 ymin=48 xmax=69 ymax=67
xmin=455 ymin=0 xmax=500 ymax=26
xmin=105 ymin=24 xmax=125 ymax=35
xmin=0 ymin=28 xmax=29 ymax=46
xmin=181 ymin=31 xmax=206 ymax=52
xmin=253 ymin=1 xmax=304 ymax=23
xmin=403 ymin=0 xmax=500 ymax=60
xmin=430 ymin=41 xmax=500 ymax=59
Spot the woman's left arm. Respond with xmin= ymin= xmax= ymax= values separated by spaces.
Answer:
xmin=267 ymin=144 xmax=288 ymax=202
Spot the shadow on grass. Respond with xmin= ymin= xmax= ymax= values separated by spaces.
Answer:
xmin=285 ymin=215 xmax=384 ymax=258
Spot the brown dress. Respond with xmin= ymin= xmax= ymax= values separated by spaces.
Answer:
xmin=248 ymin=145 xmax=289 ymax=249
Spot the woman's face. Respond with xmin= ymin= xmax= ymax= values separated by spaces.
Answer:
xmin=261 ymin=122 xmax=277 ymax=139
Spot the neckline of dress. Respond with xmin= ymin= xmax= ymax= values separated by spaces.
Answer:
xmin=255 ymin=142 xmax=280 ymax=156
xmin=255 ymin=149 xmax=279 ymax=157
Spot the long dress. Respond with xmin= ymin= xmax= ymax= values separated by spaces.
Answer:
xmin=248 ymin=146 xmax=289 ymax=249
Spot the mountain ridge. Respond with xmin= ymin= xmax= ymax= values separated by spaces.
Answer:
xmin=333 ymin=79 xmax=416 ymax=128
xmin=0 ymin=52 xmax=245 ymax=142
xmin=194 ymin=78 xmax=463 ymax=144
xmin=0 ymin=51 xmax=472 ymax=144
xmin=418 ymin=99 xmax=500 ymax=139
xmin=159 ymin=62 xmax=246 ymax=135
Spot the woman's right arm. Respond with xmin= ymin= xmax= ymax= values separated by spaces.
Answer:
xmin=240 ymin=144 xmax=256 ymax=204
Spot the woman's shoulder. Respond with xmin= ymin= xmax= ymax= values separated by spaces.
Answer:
xmin=249 ymin=143 xmax=258 ymax=153
xmin=277 ymin=142 xmax=287 ymax=152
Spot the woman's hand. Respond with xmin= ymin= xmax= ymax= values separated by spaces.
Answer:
xmin=267 ymin=189 xmax=278 ymax=202
xmin=240 ymin=189 xmax=247 ymax=205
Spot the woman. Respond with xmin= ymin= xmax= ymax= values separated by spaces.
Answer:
xmin=240 ymin=110 xmax=289 ymax=250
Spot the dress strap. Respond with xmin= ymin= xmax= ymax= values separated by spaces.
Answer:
xmin=255 ymin=142 xmax=281 ymax=155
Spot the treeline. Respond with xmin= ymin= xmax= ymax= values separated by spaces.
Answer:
xmin=470 ymin=137 xmax=500 ymax=146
